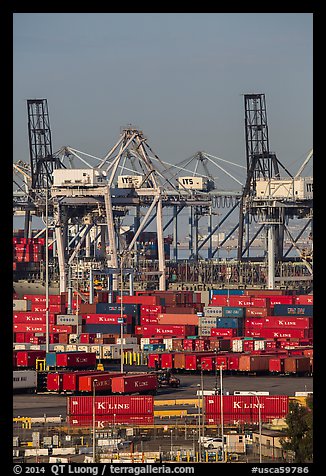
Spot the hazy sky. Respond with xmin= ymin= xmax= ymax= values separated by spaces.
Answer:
xmin=13 ymin=12 xmax=313 ymax=190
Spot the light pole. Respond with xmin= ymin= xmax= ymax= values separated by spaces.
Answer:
xmin=200 ymin=367 xmax=204 ymax=441
xmin=248 ymin=392 xmax=262 ymax=463
xmin=220 ymin=365 xmax=225 ymax=462
xmin=170 ymin=429 xmax=173 ymax=461
xmin=120 ymin=254 xmax=124 ymax=374
xmin=226 ymin=245 xmax=231 ymax=304
xmin=92 ymin=378 xmax=98 ymax=463
xmin=197 ymin=383 xmax=201 ymax=461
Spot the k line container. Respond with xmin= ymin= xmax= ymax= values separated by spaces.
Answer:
xmin=111 ymin=374 xmax=158 ymax=394
xmin=66 ymin=414 xmax=154 ymax=427
xmin=67 ymin=395 xmax=154 ymax=415
xmin=16 ymin=350 xmax=46 ymax=367
xmin=238 ymin=355 xmax=271 ymax=372
xmin=55 ymin=352 xmax=97 ymax=368
xmin=62 ymin=371 xmax=104 ymax=392
xmin=204 ymin=395 xmax=289 ymax=423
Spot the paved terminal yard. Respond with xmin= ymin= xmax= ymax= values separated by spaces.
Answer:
xmin=13 ymin=371 xmax=312 ymax=418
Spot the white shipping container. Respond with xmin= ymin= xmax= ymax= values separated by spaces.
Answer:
xmin=25 ymin=449 xmax=49 ymax=456
xmin=52 ymin=447 xmax=76 ymax=455
xmin=13 ymin=344 xmax=29 ymax=350
xmin=65 ymin=344 xmax=78 ymax=352
xmin=177 ymin=176 xmax=208 ymax=191
xmin=140 ymin=338 xmax=150 ymax=349
xmin=77 ymin=345 xmax=90 ymax=352
xmin=256 ymin=177 xmax=313 ymax=200
xmin=53 ymin=168 xmax=107 ymax=187
xmin=53 ymin=345 xmax=66 ymax=352
xmin=163 ymin=338 xmax=173 ymax=350
xmin=13 ymin=299 xmax=31 ymax=311
xmin=69 ymin=334 xmax=79 ymax=344
xmin=232 ymin=339 xmax=243 ymax=353
xmin=49 ymin=458 xmax=69 ymax=463
xmin=116 ymin=337 xmax=138 ymax=344
xmin=90 ymin=345 xmax=102 ymax=359
xmin=253 ymin=340 xmax=266 ymax=351
xmin=117 ymin=175 xmax=143 ymax=189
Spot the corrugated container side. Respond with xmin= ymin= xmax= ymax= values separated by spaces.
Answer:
xmin=204 ymin=395 xmax=289 ymax=423
xmin=67 ymin=395 xmax=154 ymax=415
xmin=66 ymin=414 xmax=154 ymax=426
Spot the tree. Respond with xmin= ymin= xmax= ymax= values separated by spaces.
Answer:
xmin=280 ymin=397 xmax=313 ymax=463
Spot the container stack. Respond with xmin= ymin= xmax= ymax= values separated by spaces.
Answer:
xmin=66 ymin=395 xmax=155 ymax=426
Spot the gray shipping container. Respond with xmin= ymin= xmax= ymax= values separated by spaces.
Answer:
xmin=198 ymin=327 xmax=212 ymax=336
xmin=56 ymin=315 xmax=83 ymax=326
xmin=199 ymin=317 xmax=219 ymax=327
xmin=13 ymin=299 xmax=31 ymax=311
xmin=203 ymin=306 xmax=223 ymax=317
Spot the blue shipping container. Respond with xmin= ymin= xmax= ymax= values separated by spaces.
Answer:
xmin=217 ymin=318 xmax=244 ymax=329
xmin=273 ymin=304 xmax=313 ymax=317
xmin=222 ymin=307 xmax=244 ymax=317
xmin=143 ymin=344 xmax=166 ymax=352
xmin=211 ymin=289 xmax=245 ymax=296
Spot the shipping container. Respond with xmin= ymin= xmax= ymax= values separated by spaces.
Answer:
xmin=16 ymin=350 xmax=46 ymax=368
xmin=157 ymin=313 xmax=199 ymax=325
xmin=204 ymin=395 xmax=289 ymax=424
xmin=13 ymin=370 xmax=37 ymax=392
xmin=67 ymin=395 xmax=154 ymax=415
xmin=111 ymin=374 xmax=158 ymax=395
xmin=78 ymin=373 xmax=123 ymax=393
xmin=283 ymin=356 xmax=311 ymax=374
xmin=185 ymin=352 xmax=216 ymax=371
xmin=245 ymin=308 xmax=270 ymax=317
xmin=238 ymin=355 xmax=271 ymax=373
xmin=217 ymin=318 xmax=244 ymax=329
xmin=23 ymin=294 xmax=65 ymax=304
xmin=245 ymin=329 xmax=310 ymax=339
xmin=268 ymin=357 xmax=285 ymax=374
xmin=173 ymin=352 xmax=186 ymax=370
xmin=13 ymin=312 xmax=57 ymax=324
xmin=210 ymin=328 xmax=237 ymax=337
xmin=160 ymin=353 xmax=174 ymax=369
xmin=56 ymin=352 xmax=97 ymax=369
xmin=135 ymin=324 xmax=197 ymax=337
xmin=47 ymin=372 xmax=66 ymax=392
xmin=147 ymin=353 xmax=161 ymax=369
xmin=203 ymin=306 xmax=223 ymax=317
xmin=66 ymin=414 xmax=154 ymax=427
xmin=13 ymin=300 xmax=32 ymax=311
xmin=294 ymin=295 xmax=313 ymax=305
xmin=273 ymin=304 xmax=313 ymax=316
xmin=222 ymin=307 xmax=245 ymax=318
xmin=83 ymin=314 xmax=133 ymax=325
xmin=62 ymin=371 xmax=104 ymax=392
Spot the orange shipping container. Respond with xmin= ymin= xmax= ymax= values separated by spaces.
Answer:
xmin=157 ymin=313 xmax=199 ymax=325
xmin=238 ymin=355 xmax=271 ymax=372
xmin=283 ymin=356 xmax=311 ymax=374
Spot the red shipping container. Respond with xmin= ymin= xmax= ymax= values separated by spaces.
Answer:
xmin=227 ymin=354 xmax=241 ymax=371
xmin=147 ymin=353 xmax=161 ymax=369
xmin=160 ymin=353 xmax=174 ymax=369
xmin=245 ymin=308 xmax=269 ymax=317
xmin=14 ymin=333 xmax=27 ymax=343
xmin=31 ymin=303 xmax=66 ymax=313
xmin=211 ymin=328 xmax=237 ymax=337
xmin=47 ymin=372 xmax=66 ymax=392
xmin=78 ymin=373 xmax=124 ymax=392
xmin=194 ymin=339 xmax=210 ymax=351
xmin=185 ymin=352 xmax=216 ymax=371
xmin=83 ymin=314 xmax=132 ymax=325
xmin=134 ymin=324 xmax=197 ymax=337
xmin=201 ymin=356 xmax=215 ymax=371
xmin=183 ymin=339 xmax=195 ymax=351
xmin=79 ymin=333 xmax=97 ymax=344
xmin=245 ymin=328 xmax=310 ymax=339
xmin=294 ymin=295 xmax=313 ymax=305
xmin=66 ymin=414 xmax=154 ymax=427
xmin=140 ymin=316 xmax=159 ymax=324
xmin=16 ymin=350 xmax=46 ymax=367
xmin=204 ymin=395 xmax=289 ymax=423
xmin=13 ymin=313 xmax=56 ymax=324
xmin=56 ymin=352 xmax=97 ymax=369
xmin=140 ymin=305 xmax=166 ymax=315
xmin=62 ymin=371 xmax=104 ymax=392
xmin=67 ymin=395 xmax=154 ymax=416
xmin=116 ymin=295 xmax=160 ymax=305
xmin=111 ymin=374 xmax=158 ymax=394
xmin=269 ymin=358 xmax=285 ymax=373
xmin=243 ymin=340 xmax=255 ymax=352
xmin=23 ymin=294 xmax=65 ymax=304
